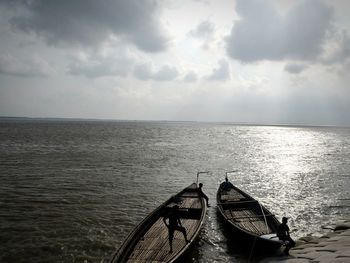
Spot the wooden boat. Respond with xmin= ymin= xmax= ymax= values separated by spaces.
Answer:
xmin=216 ymin=173 xmax=283 ymax=253
xmin=111 ymin=182 xmax=207 ymax=263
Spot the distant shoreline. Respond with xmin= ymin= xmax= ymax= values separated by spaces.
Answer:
xmin=0 ymin=116 xmax=348 ymax=129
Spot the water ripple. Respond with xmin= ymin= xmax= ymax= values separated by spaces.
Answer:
xmin=0 ymin=121 xmax=349 ymax=262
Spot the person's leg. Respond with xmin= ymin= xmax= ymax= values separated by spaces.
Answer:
xmin=288 ymin=236 xmax=296 ymax=248
xmin=281 ymin=237 xmax=290 ymax=255
xmin=284 ymin=237 xmax=295 ymax=255
xmin=284 ymin=244 xmax=291 ymax=255
xmin=168 ymin=229 xmax=174 ymax=253
xmin=180 ymin=226 xmax=189 ymax=243
xmin=174 ymin=226 xmax=189 ymax=243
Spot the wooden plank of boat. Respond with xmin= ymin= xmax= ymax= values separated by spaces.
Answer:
xmin=110 ymin=183 xmax=207 ymax=263
xmin=217 ymin=175 xmax=283 ymax=253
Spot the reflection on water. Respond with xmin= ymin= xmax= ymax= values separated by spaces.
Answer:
xmin=0 ymin=121 xmax=349 ymax=262
xmin=242 ymin=127 xmax=350 ymax=238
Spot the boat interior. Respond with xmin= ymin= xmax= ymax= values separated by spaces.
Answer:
xmin=219 ymin=188 xmax=279 ymax=236
xmin=121 ymin=190 xmax=205 ymax=262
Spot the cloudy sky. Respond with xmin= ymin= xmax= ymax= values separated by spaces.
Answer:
xmin=0 ymin=0 xmax=350 ymax=126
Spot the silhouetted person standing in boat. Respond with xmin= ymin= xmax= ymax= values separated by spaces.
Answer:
xmin=198 ymin=183 xmax=210 ymax=207
xmin=277 ymin=217 xmax=295 ymax=256
xmin=220 ymin=177 xmax=234 ymax=190
xmin=163 ymin=205 xmax=189 ymax=253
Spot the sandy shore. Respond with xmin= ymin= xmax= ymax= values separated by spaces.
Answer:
xmin=260 ymin=220 xmax=350 ymax=263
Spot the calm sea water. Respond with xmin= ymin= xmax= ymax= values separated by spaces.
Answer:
xmin=1 ymin=120 xmax=349 ymax=263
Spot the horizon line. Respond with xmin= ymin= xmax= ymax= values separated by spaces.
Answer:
xmin=0 ymin=115 xmax=349 ymax=129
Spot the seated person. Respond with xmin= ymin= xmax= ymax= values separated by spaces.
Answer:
xmin=220 ymin=177 xmax=234 ymax=191
xmin=198 ymin=183 xmax=210 ymax=207
xmin=277 ymin=217 xmax=296 ymax=256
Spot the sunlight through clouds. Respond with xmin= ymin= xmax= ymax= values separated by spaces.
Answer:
xmin=0 ymin=0 xmax=350 ymax=126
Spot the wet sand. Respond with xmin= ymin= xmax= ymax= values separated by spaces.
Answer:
xmin=260 ymin=220 xmax=350 ymax=263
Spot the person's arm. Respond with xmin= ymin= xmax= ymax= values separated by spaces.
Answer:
xmin=163 ymin=215 xmax=169 ymax=227
xmin=177 ymin=217 xmax=182 ymax=227
xmin=286 ymin=225 xmax=290 ymax=236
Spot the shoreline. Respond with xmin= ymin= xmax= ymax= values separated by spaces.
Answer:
xmin=260 ymin=220 xmax=350 ymax=263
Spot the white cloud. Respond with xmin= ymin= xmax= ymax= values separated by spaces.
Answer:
xmin=188 ymin=19 xmax=217 ymax=50
xmin=206 ymin=60 xmax=230 ymax=81
xmin=67 ymin=51 xmax=134 ymax=78
xmin=183 ymin=71 xmax=198 ymax=82
xmin=133 ymin=63 xmax=179 ymax=81
xmin=133 ymin=64 xmax=153 ymax=81
xmin=0 ymin=53 xmax=53 ymax=77
xmin=188 ymin=20 xmax=215 ymax=39
xmin=321 ymin=29 xmax=350 ymax=64
xmin=153 ymin=65 xmax=179 ymax=81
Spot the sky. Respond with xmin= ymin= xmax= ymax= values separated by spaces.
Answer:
xmin=0 ymin=0 xmax=350 ymax=126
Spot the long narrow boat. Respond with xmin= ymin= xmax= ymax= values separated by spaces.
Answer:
xmin=111 ymin=183 xmax=207 ymax=263
xmin=216 ymin=174 xmax=283 ymax=254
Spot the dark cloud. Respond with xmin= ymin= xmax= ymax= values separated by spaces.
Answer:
xmin=2 ymin=0 xmax=169 ymax=52
xmin=133 ymin=63 xmax=178 ymax=81
xmin=284 ymin=63 xmax=308 ymax=74
xmin=0 ymin=53 xmax=52 ymax=77
xmin=207 ymin=60 xmax=230 ymax=81
xmin=226 ymin=0 xmax=333 ymax=62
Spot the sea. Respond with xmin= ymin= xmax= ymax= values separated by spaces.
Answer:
xmin=1 ymin=119 xmax=349 ymax=263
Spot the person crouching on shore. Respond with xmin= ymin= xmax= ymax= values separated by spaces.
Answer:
xmin=277 ymin=217 xmax=296 ymax=256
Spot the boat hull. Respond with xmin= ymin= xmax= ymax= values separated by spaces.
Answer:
xmin=217 ymin=184 xmax=283 ymax=254
xmin=111 ymin=183 xmax=207 ymax=263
